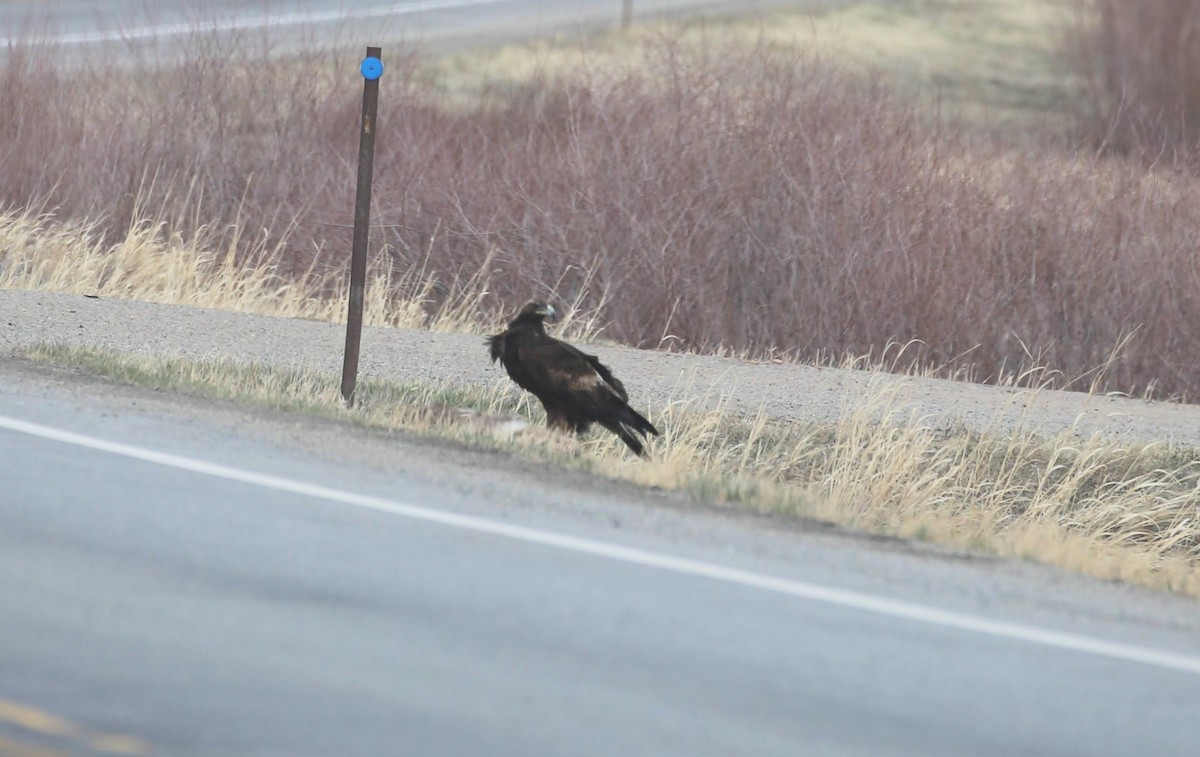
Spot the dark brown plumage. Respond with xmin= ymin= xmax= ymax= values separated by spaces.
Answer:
xmin=488 ymin=301 xmax=660 ymax=456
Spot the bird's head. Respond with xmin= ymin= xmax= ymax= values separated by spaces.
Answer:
xmin=515 ymin=301 xmax=556 ymax=324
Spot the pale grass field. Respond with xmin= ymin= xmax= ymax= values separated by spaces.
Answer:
xmin=434 ymin=0 xmax=1077 ymax=130
xmin=20 ymin=342 xmax=1200 ymax=598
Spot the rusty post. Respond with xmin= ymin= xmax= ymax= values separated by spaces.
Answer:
xmin=341 ymin=46 xmax=382 ymax=406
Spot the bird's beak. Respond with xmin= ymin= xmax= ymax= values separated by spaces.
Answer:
xmin=542 ymin=304 xmax=557 ymax=320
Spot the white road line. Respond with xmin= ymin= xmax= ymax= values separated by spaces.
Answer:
xmin=3 ymin=412 xmax=1200 ymax=677
xmin=36 ymin=0 xmax=511 ymax=46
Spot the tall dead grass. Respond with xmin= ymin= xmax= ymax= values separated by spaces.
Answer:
xmin=0 ymin=205 xmax=473 ymax=330
xmin=4 ymin=22 xmax=1200 ymax=397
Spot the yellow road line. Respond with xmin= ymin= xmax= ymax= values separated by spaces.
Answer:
xmin=0 ymin=699 xmax=148 ymax=756
xmin=0 ymin=701 xmax=76 ymax=739
xmin=0 ymin=735 xmax=67 ymax=757
xmin=88 ymin=734 xmax=148 ymax=756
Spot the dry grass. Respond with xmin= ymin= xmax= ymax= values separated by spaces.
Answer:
xmin=0 ymin=204 xmax=609 ymax=342
xmin=21 ymin=343 xmax=1200 ymax=598
xmin=0 ymin=204 xmax=435 ymax=326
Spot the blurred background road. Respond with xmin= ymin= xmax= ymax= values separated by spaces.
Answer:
xmin=0 ymin=0 xmax=824 ymax=51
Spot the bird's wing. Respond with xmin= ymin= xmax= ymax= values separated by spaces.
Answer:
xmin=547 ymin=339 xmax=628 ymax=400
xmin=515 ymin=340 xmax=620 ymax=400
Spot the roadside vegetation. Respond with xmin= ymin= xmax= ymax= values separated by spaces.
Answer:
xmin=21 ymin=343 xmax=1200 ymax=597
xmin=5 ymin=0 xmax=1200 ymax=594
xmin=4 ymin=0 xmax=1200 ymax=398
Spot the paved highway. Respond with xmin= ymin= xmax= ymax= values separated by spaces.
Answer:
xmin=1 ymin=362 xmax=1199 ymax=756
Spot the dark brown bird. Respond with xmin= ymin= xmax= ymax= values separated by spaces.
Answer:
xmin=488 ymin=301 xmax=659 ymax=456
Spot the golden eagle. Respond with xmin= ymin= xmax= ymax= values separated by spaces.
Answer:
xmin=488 ymin=301 xmax=660 ymax=456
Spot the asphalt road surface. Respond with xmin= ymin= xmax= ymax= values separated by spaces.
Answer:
xmin=2 ymin=361 xmax=1200 ymax=756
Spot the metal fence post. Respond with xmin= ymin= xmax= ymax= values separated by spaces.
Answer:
xmin=341 ymin=46 xmax=383 ymax=407
xmin=621 ymin=0 xmax=633 ymax=29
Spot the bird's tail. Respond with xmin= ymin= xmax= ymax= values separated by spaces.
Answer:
xmin=622 ymin=405 xmax=659 ymax=439
xmin=604 ymin=402 xmax=660 ymax=458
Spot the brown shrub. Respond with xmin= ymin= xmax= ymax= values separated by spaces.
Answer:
xmin=3 ymin=29 xmax=1200 ymax=399
xmin=1064 ymin=0 xmax=1200 ymax=153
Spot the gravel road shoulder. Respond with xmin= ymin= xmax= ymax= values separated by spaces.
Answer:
xmin=2 ymin=289 xmax=1198 ymax=448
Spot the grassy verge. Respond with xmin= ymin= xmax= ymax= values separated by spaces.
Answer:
xmin=22 ymin=342 xmax=1200 ymax=598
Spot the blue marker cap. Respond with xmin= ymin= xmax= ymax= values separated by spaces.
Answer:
xmin=361 ymin=56 xmax=383 ymax=81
